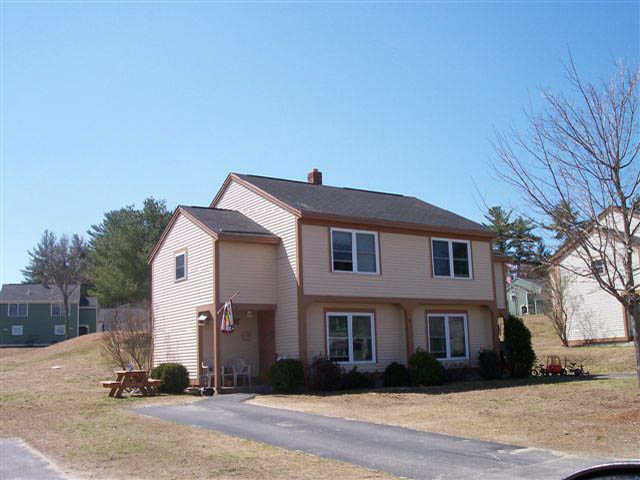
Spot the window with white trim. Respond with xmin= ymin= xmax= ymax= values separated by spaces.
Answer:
xmin=592 ymin=259 xmax=604 ymax=275
xmin=8 ymin=303 xmax=27 ymax=317
xmin=11 ymin=325 xmax=23 ymax=336
xmin=427 ymin=313 xmax=469 ymax=360
xmin=431 ymin=238 xmax=472 ymax=278
xmin=51 ymin=303 xmax=63 ymax=317
xmin=175 ymin=252 xmax=186 ymax=281
xmin=331 ymin=228 xmax=379 ymax=274
xmin=54 ymin=325 xmax=66 ymax=336
xmin=326 ymin=312 xmax=376 ymax=363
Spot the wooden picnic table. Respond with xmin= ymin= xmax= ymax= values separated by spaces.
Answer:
xmin=101 ymin=370 xmax=161 ymax=398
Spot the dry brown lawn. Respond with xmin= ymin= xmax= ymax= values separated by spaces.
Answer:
xmin=524 ymin=314 xmax=636 ymax=374
xmin=0 ymin=334 xmax=393 ymax=480
xmin=251 ymin=377 xmax=640 ymax=459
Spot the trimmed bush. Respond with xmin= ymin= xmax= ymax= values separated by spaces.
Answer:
xmin=504 ymin=315 xmax=535 ymax=378
xmin=341 ymin=367 xmax=375 ymax=390
xmin=150 ymin=362 xmax=189 ymax=394
xmin=267 ymin=359 xmax=305 ymax=393
xmin=308 ymin=356 xmax=342 ymax=392
xmin=478 ymin=349 xmax=503 ymax=380
xmin=383 ymin=362 xmax=411 ymax=387
xmin=408 ymin=348 xmax=445 ymax=386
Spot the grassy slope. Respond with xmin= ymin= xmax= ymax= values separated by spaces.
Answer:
xmin=523 ymin=314 xmax=636 ymax=374
xmin=0 ymin=334 xmax=392 ymax=480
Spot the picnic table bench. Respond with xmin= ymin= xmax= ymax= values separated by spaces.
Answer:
xmin=101 ymin=370 xmax=161 ymax=398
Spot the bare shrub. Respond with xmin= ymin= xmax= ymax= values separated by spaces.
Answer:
xmin=101 ymin=309 xmax=152 ymax=370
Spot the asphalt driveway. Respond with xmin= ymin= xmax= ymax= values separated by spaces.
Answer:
xmin=135 ymin=394 xmax=608 ymax=480
xmin=0 ymin=438 xmax=66 ymax=480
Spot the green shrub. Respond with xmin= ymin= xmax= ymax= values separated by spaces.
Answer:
xmin=478 ymin=349 xmax=503 ymax=380
xmin=308 ymin=356 xmax=342 ymax=391
xmin=383 ymin=362 xmax=410 ymax=387
xmin=341 ymin=367 xmax=375 ymax=390
xmin=150 ymin=363 xmax=189 ymax=394
xmin=504 ymin=315 xmax=535 ymax=378
xmin=267 ymin=359 xmax=305 ymax=393
xmin=408 ymin=348 xmax=445 ymax=386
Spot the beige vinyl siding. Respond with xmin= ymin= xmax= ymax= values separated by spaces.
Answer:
xmin=152 ymin=214 xmax=214 ymax=379
xmin=413 ymin=305 xmax=493 ymax=367
xmin=494 ymin=262 xmax=506 ymax=309
xmin=559 ymin=251 xmax=627 ymax=341
xmin=305 ymin=303 xmax=405 ymax=371
xmin=302 ymin=224 xmax=493 ymax=300
xmin=218 ymin=241 xmax=277 ymax=304
xmin=215 ymin=180 xmax=300 ymax=357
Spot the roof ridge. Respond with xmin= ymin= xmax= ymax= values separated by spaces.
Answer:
xmin=181 ymin=205 xmax=237 ymax=212
xmin=237 ymin=173 xmax=407 ymax=198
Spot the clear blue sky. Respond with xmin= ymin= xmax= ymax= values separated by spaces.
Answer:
xmin=1 ymin=2 xmax=638 ymax=284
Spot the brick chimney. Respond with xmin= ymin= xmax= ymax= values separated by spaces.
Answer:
xmin=307 ymin=168 xmax=322 ymax=185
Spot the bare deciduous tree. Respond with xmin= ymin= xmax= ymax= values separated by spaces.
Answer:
xmin=544 ymin=269 xmax=576 ymax=347
xmin=101 ymin=309 xmax=152 ymax=370
xmin=494 ymin=57 xmax=640 ymax=386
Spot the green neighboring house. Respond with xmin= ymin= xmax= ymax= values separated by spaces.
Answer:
xmin=506 ymin=277 xmax=547 ymax=317
xmin=0 ymin=283 xmax=99 ymax=347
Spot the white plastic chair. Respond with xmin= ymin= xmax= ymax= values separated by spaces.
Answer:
xmin=222 ymin=358 xmax=251 ymax=387
xmin=201 ymin=361 xmax=214 ymax=388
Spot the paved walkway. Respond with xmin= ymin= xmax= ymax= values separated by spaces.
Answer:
xmin=135 ymin=394 xmax=608 ymax=480
xmin=0 ymin=438 xmax=66 ymax=480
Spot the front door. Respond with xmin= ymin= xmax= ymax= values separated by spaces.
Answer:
xmin=258 ymin=310 xmax=276 ymax=379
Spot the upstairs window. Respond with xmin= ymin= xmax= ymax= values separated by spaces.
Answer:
xmin=431 ymin=239 xmax=472 ymax=279
xmin=175 ymin=252 xmax=186 ymax=281
xmin=331 ymin=228 xmax=379 ymax=274
xmin=8 ymin=303 xmax=27 ymax=317
xmin=592 ymin=259 xmax=605 ymax=276
xmin=51 ymin=303 xmax=63 ymax=317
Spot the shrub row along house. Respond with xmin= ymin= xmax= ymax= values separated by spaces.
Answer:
xmin=0 ymin=283 xmax=98 ymax=346
xmin=148 ymin=169 xmax=510 ymax=389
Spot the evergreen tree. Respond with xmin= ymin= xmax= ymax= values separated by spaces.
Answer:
xmin=88 ymin=198 xmax=171 ymax=307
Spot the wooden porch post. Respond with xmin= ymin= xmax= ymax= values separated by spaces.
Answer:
xmin=213 ymin=313 xmax=221 ymax=392
xmin=399 ymin=302 xmax=416 ymax=362
xmin=488 ymin=304 xmax=500 ymax=353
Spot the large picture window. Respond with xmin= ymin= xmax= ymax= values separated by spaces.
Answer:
xmin=427 ymin=313 xmax=469 ymax=360
xmin=331 ymin=228 xmax=379 ymax=274
xmin=431 ymin=238 xmax=472 ymax=278
xmin=8 ymin=303 xmax=27 ymax=317
xmin=175 ymin=252 xmax=187 ymax=281
xmin=326 ymin=312 xmax=376 ymax=363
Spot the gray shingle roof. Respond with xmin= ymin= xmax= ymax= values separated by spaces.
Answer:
xmin=181 ymin=206 xmax=278 ymax=238
xmin=0 ymin=283 xmax=82 ymax=303
xmin=235 ymin=174 xmax=490 ymax=234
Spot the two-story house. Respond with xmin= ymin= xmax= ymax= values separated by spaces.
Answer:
xmin=0 ymin=283 xmax=98 ymax=346
xmin=148 ymin=170 xmax=509 ymax=389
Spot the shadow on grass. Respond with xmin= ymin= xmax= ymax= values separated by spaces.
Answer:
xmin=294 ymin=374 xmax=607 ymax=398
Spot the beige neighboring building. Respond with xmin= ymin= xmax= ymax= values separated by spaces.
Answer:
xmin=148 ymin=169 xmax=509 ymax=389
xmin=551 ymin=209 xmax=637 ymax=346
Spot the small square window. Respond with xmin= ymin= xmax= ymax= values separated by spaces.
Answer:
xmin=51 ymin=303 xmax=63 ymax=317
xmin=175 ymin=252 xmax=186 ymax=281
xmin=11 ymin=325 xmax=23 ymax=336
xmin=54 ymin=325 xmax=66 ymax=336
